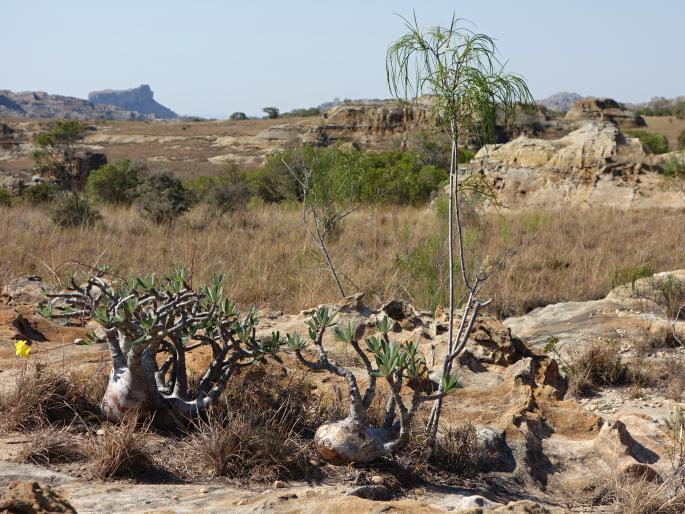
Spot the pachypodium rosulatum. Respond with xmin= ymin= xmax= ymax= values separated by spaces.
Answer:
xmin=287 ymin=307 xmax=460 ymax=464
xmin=41 ymin=268 xmax=283 ymax=421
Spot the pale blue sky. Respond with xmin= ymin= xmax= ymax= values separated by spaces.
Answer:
xmin=4 ymin=1 xmax=684 ymax=118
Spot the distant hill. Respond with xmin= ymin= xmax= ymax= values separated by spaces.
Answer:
xmin=537 ymin=92 xmax=583 ymax=112
xmin=0 ymin=85 xmax=178 ymax=120
xmin=88 ymin=84 xmax=177 ymax=119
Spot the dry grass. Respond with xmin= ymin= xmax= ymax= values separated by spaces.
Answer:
xmin=88 ymin=414 xmax=155 ymax=479
xmin=19 ymin=427 xmax=85 ymax=465
xmin=0 ymin=362 xmax=105 ymax=432
xmin=643 ymin=116 xmax=685 ymax=150
xmin=611 ymin=476 xmax=685 ymax=514
xmin=566 ymin=340 xmax=626 ymax=398
xmin=2 ymin=203 xmax=683 ymax=316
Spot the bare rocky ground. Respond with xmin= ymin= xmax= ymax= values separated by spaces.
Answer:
xmin=0 ymin=270 xmax=683 ymax=513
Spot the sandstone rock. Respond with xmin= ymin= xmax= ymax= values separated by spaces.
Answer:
xmin=461 ymin=315 xmax=533 ymax=366
xmin=565 ymin=97 xmax=645 ymax=128
xmin=453 ymin=494 xmax=502 ymax=511
xmin=465 ymin=121 xmax=681 ymax=210
xmin=0 ymin=89 xmax=147 ymax=120
xmin=0 ymin=481 xmax=76 ymax=514
xmin=88 ymin=84 xmax=178 ymax=119
xmin=2 ymin=276 xmax=47 ymax=305
xmin=346 ymin=484 xmax=392 ymax=501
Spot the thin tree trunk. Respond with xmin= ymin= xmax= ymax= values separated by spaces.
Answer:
xmin=427 ymin=124 xmax=460 ymax=444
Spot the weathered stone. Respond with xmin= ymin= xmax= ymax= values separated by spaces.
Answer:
xmin=565 ymin=97 xmax=646 ymax=128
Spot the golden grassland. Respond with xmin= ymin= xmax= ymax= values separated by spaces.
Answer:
xmin=643 ymin=115 xmax=685 ymax=150
xmin=1 ymin=203 xmax=683 ymax=316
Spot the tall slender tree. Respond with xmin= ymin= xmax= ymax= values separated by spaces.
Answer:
xmin=387 ymin=13 xmax=534 ymax=445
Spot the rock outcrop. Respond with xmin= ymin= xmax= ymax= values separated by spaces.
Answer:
xmin=88 ymin=84 xmax=178 ymax=120
xmin=565 ymin=97 xmax=645 ymax=129
xmin=465 ymin=121 xmax=683 ymax=210
xmin=0 ymin=90 xmax=146 ymax=120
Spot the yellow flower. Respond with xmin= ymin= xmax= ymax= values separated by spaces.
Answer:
xmin=15 ymin=340 xmax=31 ymax=359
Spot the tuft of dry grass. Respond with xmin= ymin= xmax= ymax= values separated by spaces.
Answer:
xmin=566 ymin=340 xmax=626 ymax=398
xmin=185 ymin=368 xmax=314 ymax=482
xmin=611 ymin=476 xmax=685 ymax=514
xmin=88 ymin=414 xmax=155 ymax=479
xmin=0 ymin=362 xmax=105 ymax=432
xmin=19 ymin=427 xmax=85 ymax=465
xmin=1 ymin=203 xmax=683 ymax=315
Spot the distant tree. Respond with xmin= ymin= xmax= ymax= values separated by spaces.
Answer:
xmin=262 ymin=107 xmax=279 ymax=119
xmin=229 ymin=112 xmax=247 ymax=121
xmin=33 ymin=120 xmax=86 ymax=191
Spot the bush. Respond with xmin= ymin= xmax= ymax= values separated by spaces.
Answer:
xmin=135 ymin=172 xmax=191 ymax=223
xmin=663 ymin=154 xmax=685 ymax=178
xmin=281 ymin=107 xmax=321 ymax=118
xmin=229 ymin=112 xmax=247 ymax=121
xmin=678 ymin=129 xmax=685 ymax=150
xmin=24 ymin=182 xmax=61 ymax=205
xmin=626 ymin=130 xmax=669 ymax=155
xmin=49 ymin=193 xmax=101 ymax=227
xmin=207 ymin=169 xmax=251 ymax=213
xmin=356 ymin=150 xmax=449 ymax=203
xmin=0 ymin=187 xmax=10 ymax=207
xmin=86 ymin=159 xmax=146 ymax=205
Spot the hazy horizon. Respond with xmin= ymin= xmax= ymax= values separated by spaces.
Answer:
xmin=5 ymin=0 xmax=685 ymax=118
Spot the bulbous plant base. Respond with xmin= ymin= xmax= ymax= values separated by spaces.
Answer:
xmin=314 ymin=417 xmax=388 ymax=465
xmin=101 ymin=367 xmax=163 ymax=422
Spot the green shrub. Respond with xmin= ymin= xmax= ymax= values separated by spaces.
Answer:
xmin=0 ymin=187 xmax=10 ymax=207
xmin=135 ymin=173 xmax=190 ymax=223
xmin=86 ymin=159 xmax=146 ymax=205
xmin=229 ymin=112 xmax=247 ymax=121
xmin=678 ymin=129 xmax=685 ymax=150
xmin=207 ymin=169 xmax=251 ymax=213
xmin=281 ymin=107 xmax=321 ymax=118
xmin=356 ymin=150 xmax=449 ymax=203
xmin=49 ymin=193 xmax=101 ymax=227
xmin=625 ymin=130 xmax=669 ymax=155
xmin=663 ymin=154 xmax=685 ymax=178
xmin=24 ymin=183 xmax=61 ymax=204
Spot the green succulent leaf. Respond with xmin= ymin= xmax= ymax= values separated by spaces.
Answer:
xmin=334 ymin=320 xmax=356 ymax=343
xmin=375 ymin=315 xmax=393 ymax=335
xmin=286 ymin=333 xmax=307 ymax=351
xmin=441 ymin=373 xmax=462 ymax=393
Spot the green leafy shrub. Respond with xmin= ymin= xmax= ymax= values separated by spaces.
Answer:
xmin=24 ymin=183 xmax=61 ymax=205
xmin=356 ymin=150 xmax=449 ymax=203
xmin=625 ymin=130 xmax=669 ymax=155
xmin=663 ymin=154 xmax=685 ymax=178
xmin=86 ymin=159 xmax=146 ymax=205
xmin=0 ymin=187 xmax=10 ymax=207
xmin=678 ymin=129 xmax=685 ymax=150
xmin=49 ymin=193 xmax=101 ymax=227
xmin=229 ymin=112 xmax=247 ymax=121
xmin=135 ymin=173 xmax=190 ymax=223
